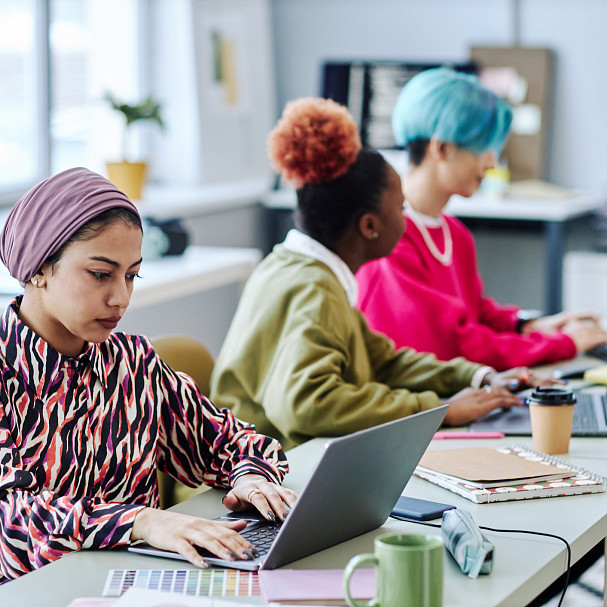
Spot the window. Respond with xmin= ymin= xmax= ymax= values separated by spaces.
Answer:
xmin=0 ymin=0 xmax=142 ymax=202
xmin=0 ymin=0 xmax=47 ymax=200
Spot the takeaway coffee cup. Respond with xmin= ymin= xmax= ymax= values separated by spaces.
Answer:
xmin=527 ymin=387 xmax=576 ymax=454
xmin=343 ymin=533 xmax=444 ymax=607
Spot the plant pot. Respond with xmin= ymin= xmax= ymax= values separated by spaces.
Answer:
xmin=106 ymin=161 xmax=148 ymax=201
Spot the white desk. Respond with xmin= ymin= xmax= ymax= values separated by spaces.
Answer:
xmin=447 ymin=193 xmax=606 ymax=315
xmin=0 ymin=245 xmax=261 ymax=308
xmin=446 ymin=191 xmax=604 ymax=222
xmin=129 ymin=245 xmax=261 ymax=309
xmin=264 ymin=188 xmax=606 ymax=314
xmin=0 ymin=245 xmax=262 ymax=357
xmin=2 ymin=433 xmax=606 ymax=607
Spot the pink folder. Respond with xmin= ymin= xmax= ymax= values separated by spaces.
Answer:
xmin=259 ymin=568 xmax=375 ymax=603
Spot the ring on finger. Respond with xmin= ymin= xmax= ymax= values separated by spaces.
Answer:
xmin=521 ymin=370 xmax=532 ymax=384
xmin=484 ymin=385 xmax=492 ymax=393
xmin=247 ymin=488 xmax=262 ymax=501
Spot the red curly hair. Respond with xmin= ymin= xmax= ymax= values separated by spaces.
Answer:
xmin=267 ymin=97 xmax=361 ymax=188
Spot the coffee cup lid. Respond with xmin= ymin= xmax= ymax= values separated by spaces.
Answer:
xmin=527 ymin=386 xmax=576 ymax=406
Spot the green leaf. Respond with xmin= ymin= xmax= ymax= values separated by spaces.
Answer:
xmin=104 ymin=91 xmax=164 ymax=129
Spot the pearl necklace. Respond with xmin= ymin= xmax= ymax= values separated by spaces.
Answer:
xmin=405 ymin=203 xmax=453 ymax=266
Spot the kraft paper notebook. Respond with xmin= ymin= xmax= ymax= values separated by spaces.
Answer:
xmin=414 ymin=446 xmax=605 ymax=504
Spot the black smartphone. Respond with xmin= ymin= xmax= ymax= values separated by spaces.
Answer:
xmin=390 ymin=496 xmax=456 ymax=521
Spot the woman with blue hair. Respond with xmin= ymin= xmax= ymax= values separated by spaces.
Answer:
xmin=357 ymin=68 xmax=607 ymax=371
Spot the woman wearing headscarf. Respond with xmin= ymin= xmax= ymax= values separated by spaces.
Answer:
xmin=356 ymin=68 xmax=607 ymax=371
xmin=0 ymin=167 xmax=294 ymax=583
xmin=210 ymin=97 xmax=553 ymax=451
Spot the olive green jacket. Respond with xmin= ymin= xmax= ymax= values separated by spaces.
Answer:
xmin=211 ymin=245 xmax=483 ymax=450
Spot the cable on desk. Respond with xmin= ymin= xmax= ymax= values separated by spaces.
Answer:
xmin=390 ymin=515 xmax=572 ymax=607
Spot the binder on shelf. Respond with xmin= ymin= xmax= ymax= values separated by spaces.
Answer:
xmin=415 ymin=446 xmax=605 ymax=504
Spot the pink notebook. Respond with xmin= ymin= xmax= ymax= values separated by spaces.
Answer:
xmin=259 ymin=568 xmax=374 ymax=603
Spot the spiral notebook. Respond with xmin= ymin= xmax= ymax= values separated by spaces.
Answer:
xmin=414 ymin=446 xmax=605 ymax=504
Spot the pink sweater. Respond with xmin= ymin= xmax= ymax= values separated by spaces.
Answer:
xmin=356 ymin=214 xmax=576 ymax=371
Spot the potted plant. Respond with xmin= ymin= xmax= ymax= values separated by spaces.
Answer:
xmin=104 ymin=92 xmax=164 ymax=201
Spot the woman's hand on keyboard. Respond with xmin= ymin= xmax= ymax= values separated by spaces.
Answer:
xmin=522 ymin=311 xmax=600 ymax=335
xmin=224 ymin=474 xmax=298 ymax=523
xmin=484 ymin=367 xmax=562 ymax=391
xmin=443 ymin=386 xmax=521 ymax=426
xmin=560 ymin=318 xmax=607 ymax=354
xmin=131 ymin=508 xmax=257 ymax=569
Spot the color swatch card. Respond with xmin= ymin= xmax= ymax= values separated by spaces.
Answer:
xmin=102 ymin=569 xmax=260 ymax=598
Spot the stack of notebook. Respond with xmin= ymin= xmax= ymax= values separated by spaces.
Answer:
xmin=415 ymin=446 xmax=605 ymax=503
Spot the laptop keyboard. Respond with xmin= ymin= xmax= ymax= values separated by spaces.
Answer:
xmin=240 ymin=522 xmax=282 ymax=557
xmin=573 ymin=391 xmax=607 ymax=432
xmin=586 ymin=344 xmax=607 ymax=361
xmin=193 ymin=520 xmax=282 ymax=561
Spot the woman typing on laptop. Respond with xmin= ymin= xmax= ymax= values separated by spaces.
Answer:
xmin=0 ymin=168 xmax=296 ymax=583
xmin=356 ymin=67 xmax=607 ymax=370
xmin=211 ymin=97 xmax=557 ymax=450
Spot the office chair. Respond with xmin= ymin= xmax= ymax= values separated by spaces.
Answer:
xmin=151 ymin=334 xmax=216 ymax=509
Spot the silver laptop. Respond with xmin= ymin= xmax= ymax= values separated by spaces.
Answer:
xmin=129 ymin=404 xmax=448 ymax=570
xmin=470 ymin=389 xmax=607 ymax=437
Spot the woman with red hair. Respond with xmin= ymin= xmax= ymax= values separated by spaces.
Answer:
xmin=210 ymin=97 xmax=554 ymax=450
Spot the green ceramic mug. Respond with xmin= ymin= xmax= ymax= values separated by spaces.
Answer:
xmin=343 ymin=533 xmax=444 ymax=607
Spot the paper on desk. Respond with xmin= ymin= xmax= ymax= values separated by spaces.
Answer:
xmin=109 ymin=587 xmax=255 ymax=606
xmin=259 ymin=568 xmax=374 ymax=603
xmin=584 ymin=365 xmax=607 ymax=385
xmin=506 ymin=179 xmax=574 ymax=200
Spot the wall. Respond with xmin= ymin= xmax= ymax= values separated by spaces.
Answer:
xmin=147 ymin=0 xmax=276 ymax=186
xmin=270 ymin=0 xmax=607 ymax=192
xmin=135 ymin=0 xmax=607 ymax=327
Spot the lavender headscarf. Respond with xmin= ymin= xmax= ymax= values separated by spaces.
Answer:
xmin=0 ymin=167 xmax=141 ymax=284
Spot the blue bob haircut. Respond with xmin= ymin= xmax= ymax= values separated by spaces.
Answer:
xmin=392 ymin=67 xmax=513 ymax=156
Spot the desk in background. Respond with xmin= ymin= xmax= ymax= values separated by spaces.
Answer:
xmin=564 ymin=251 xmax=607 ymax=327
xmin=447 ymin=192 xmax=605 ymax=315
xmin=128 ymin=245 xmax=261 ymax=310
xmin=138 ymin=180 xmax=268 ymax=252
xmin=3 ymin=431 xmax=607 ymax=607
xmin=264 ymin=188 xmax=606 ymax=314
xmin=0 ymin=245 xmax=262 ymax=358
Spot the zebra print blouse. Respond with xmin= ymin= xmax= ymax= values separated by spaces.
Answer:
xmin=0 ymin=300 xmax=288 ymax=582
